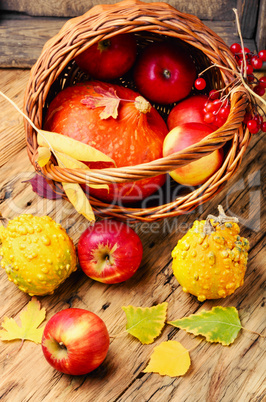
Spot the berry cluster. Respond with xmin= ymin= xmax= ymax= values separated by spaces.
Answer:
xmin=230 ymin=43 xmax=266 ymax=96
xmin=203 ymin=90 xmax=231 ymax=128
xmin=194 ymin=43 xmax=266 ymax=134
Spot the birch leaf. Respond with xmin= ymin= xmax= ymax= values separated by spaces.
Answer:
xmin=0 ymin=297 xmax=46 ymax=344
xmin=37 ymin=130 xmax=116 ymax=165
xmin=122 ymin=302 xmax=168 ymax=344
xmin=168 ymin=306 xmax=242 ymax=346
xmin=36 ymin=146 xmax=51 ymax=167
xmin=143 ymin=341 xmax=191 ymax=377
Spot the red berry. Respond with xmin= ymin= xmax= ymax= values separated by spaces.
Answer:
xmin=253 ymin=85 xmax=265 ymax=96
xmin=258 ymin=50 xmax=266 ymax=62
xmin=261 ymin=122 xmax=266 ymax=132
xmin=212 ymin=99 xmax=222 ymax=113
xmin=254 ymin=114 xmax=263 ymax=125
xmin=240 ymin=47 xmax=251 ymax=56
xmin=258 ymin=76 xmax=266 ymax=88
xmin=209 ymin=89 xmax=220 ymax=100
xmin=214 ymin=116 xmax=226 ymax=127
xmin=230 ymin=43 xmax=241 ymax=54
xmin=219 ymin=106 xmax=230 ymax=119
xmin=205 ymin=101 xmax=215 ymax=113
xmin=246 ymin=63 xmax=254 ymax=75
xmin=251 ymin=56 xmax=263 ymax=69
xmin=204 ymin=112 xmax=215 ymax=124
xmin=195 ymin=78 xmax=206 ymax=90
xmin=247 ymin=119 xmax=259 ymax=134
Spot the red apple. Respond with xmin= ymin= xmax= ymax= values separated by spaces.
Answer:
xmin=167 ymin=95 xmax=213 ymax=129
xmin=133 ymin=40 xmax=196 ymax=105
xmin=163 ymin=123 xmax=224 ymax=186
xmin=75 ymin=33 xmax=137 ymax=80
xmin=41 ymin=308 xmax=109 ymax=375
xmin=78 ymin=219 xmax=143 ymax=284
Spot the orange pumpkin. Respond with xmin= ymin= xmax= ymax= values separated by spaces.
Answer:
xmin=44 ymin=81 xmax=168 ymax=204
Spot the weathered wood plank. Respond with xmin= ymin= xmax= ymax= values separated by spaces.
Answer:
xmin=0 ymin=0 xmax=238 ymax=20
xmin=0 ymin=70 xmax=29 ymax=167
xmin=237 ymin=0 xmax=260 ymax=39
xmin=256 ymin=0 xmax=266 ymax=50
xmin=0 ymin=14 xmax=67 ymax=68
xmin=0 ymin=14 xmax=257 ymax=68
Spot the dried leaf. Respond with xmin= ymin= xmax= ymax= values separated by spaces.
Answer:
xmin=122 ymin=302 xmax=168 ymax=344
xmin=37 ymin=130 xmax=116 ymax=166
xmin=62 ymin=182 xmax=95 ymax=223
xmin=54 ymin=151 xmax=109 ymax=191
xmin=168 ymin=306 xmax=242 ymax=346
xmin=24 ymin=174 xmax=63 ymax=200
xmin=143 ymin=340 xmax=191 ymax=377
xmin=36 ymin=146 xmax=51 ymax=167
xmin=0 ymin=297 xmax=46 ymax=344
xmin=81 ymin=85 xmax=121 ymax=119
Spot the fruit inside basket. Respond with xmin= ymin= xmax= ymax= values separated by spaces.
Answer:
xmin=23 ymin=0 xmax=253 ymax=223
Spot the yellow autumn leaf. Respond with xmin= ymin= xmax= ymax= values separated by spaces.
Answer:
xmin=143 ymin=340 xmax=191 ymax=377
xmin=36 ymin=146 xmax=51 ymax=167
xmin=54 ymin=151 xmax=109 ymax=191
xmin=37 ymin=130 xmax=116 ymax=165
xmin=62 ymin=182 xmax=95 ymax=222
xmin=0 ymin=297 xmax=46 ymax=344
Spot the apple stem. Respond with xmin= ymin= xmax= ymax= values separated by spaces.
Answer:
xmin=58 ymin=341 xmax=67 ymax=350
xmin=98 ymin=39 xmax=111 ymax=52
xmin=163 ymin=69 xmax=171 ymax=79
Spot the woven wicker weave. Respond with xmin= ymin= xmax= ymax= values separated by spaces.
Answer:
xmin=24 ymin=0 xmax=251 ymax=222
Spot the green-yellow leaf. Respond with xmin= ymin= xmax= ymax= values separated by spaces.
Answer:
xmin=0 ymin=297 xmax=46 ymax=344
xmin=122 ymin=302 xmax=168 ymax=344
xmin=37 ymin=130 xmax=116 ymax=165
xmin=36 ymin=146 xmax=51 ymax=167
xmin=143 ymin=340 xmax=191 ymax=377
xmin=168 ymin=306 xmax=242 ymax=346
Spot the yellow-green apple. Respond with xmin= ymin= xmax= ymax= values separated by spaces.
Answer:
xmin=163 ymin=123 xmax=224 ymax=186
xmin=78 ymin=219 xmax=143 ymax=284
xmin=41 ymin=308 xmax=109 ymax=375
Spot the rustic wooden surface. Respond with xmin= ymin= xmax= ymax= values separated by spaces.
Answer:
xmin=0 ymin=65 xmax=265 ymax=401
xmin=0 ymin=0 xmax=238 ymax=19
xmin=1 ymin=0 xmax=263 ymax=69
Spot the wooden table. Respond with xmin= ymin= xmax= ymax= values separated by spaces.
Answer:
xmin=0 ymin=66 xmax=265 ymax=401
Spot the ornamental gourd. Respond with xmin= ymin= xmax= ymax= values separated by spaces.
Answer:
xmin=172 ymin=206 xmax=249 ymax=302
xmin=0 ymin=215 xmax=77 ymax=296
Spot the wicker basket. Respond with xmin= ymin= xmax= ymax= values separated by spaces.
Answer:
xmin=24 ymin=0 xmax=251 ymax=222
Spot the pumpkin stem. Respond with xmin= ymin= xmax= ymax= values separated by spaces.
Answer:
xmin=204 ymin=205 xmax=239 ymax=234
xmin=134 ymin=96 xmax=151 ymax=114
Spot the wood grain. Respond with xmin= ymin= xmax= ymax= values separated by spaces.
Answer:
xmin=0 ymin=0 xmax=238 ymax=20
xmin=0 ymin=69 xmax=265 ymax=401
xmin=0 ymin=14 xmax=257 ymax=68
xmin=256 ymin=0 xmax=266 ymax=50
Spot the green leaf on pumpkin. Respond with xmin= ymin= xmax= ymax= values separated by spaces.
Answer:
xmin=122 ymin=302 xmax=168 ymax=344
xmin=168 ymin=306 xmax=242 ymax=346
